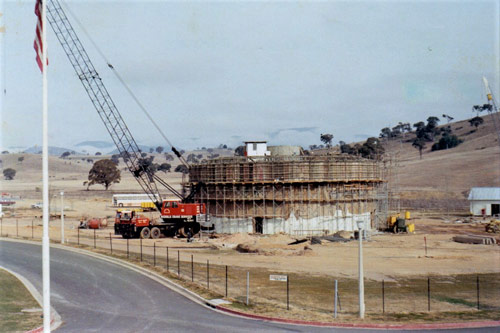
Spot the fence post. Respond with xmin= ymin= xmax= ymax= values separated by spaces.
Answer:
xmin=191 ymin=255 xmax=194 ymax=282
xmin=16 ymin=219 xmax=18 ymax=237
xmin=127 ymin=238 xmax=129 ymax=258
xmin=225 ymin=265 xmax=228 ymax=297
xmin=77 ymin=227 xmax=79 ymax=245
xmin=476 ymin=275 xmax=480 ymax=310
xmin=93 ymin=229 xmax=96 ymax=248
xmin=382 ymin=279 xmax=385 ymax=314
xmin=109 ymin=233 xmax=113 ymax=254
xmin=32 ymin=220 xmax=34 ymax=239
xmin=177 ymin=250 xmax=180 ymax=277
xmin=427 ymin=277 xmax=431 ymax=311
xmin=0 ymin=218 xmax=2 ymax=236
xmin=166 ymin=247 xmax=169 ymax=271
xmin=154 ymin=242 xmax=156 ymax=267
xmin=246 ymin=271 xmax=250 ymax=306
xmin=286 ymin=275 xmax=289 ymax=310
xmin=334 ymin=279 xmax=338 ymax=318
xmin=140 ymin=238 xmax=143 ymax=262
xmin=207 ymin=260 xmax=210 ymax=289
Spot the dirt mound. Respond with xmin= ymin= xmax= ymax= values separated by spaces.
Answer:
xmin=236 ymin=242 xmax=260 ymax=253
xmin=211 ymin=233 xmax=258 ymax=249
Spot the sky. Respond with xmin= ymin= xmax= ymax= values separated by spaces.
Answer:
xmin=1 ymin=0 xmax=499 ymax=152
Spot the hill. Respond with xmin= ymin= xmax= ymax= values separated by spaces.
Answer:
xmin=383 ymin=113 xmax=500 ymax=211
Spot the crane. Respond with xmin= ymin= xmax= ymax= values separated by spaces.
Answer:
xmin=473 ymin=77 xmax=500 ymax=150
xmin=45 ymin=0 xmax=206 ymax=238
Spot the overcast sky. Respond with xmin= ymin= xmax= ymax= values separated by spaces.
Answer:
xmin=1 ymin=0 xmax=499 ymax=151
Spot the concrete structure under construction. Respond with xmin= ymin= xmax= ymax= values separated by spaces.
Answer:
xmin=187 ymin=153 xmax=387 ymax=235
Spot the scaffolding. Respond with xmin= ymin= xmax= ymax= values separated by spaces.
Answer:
xmin=187 ymin=155 xmax=387 ymax=235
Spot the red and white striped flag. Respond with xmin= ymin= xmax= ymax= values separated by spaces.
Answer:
xmin=34 ymin=0 xmax=48 ymax=72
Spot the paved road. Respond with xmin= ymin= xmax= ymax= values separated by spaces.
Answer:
xmin=0 ymin=240 xmax=498 ymax=332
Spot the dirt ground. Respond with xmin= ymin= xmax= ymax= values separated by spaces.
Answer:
xmin=2 ymin=215 xmax=499 ymax=281
xmin=1 ymin=153 xmax=499 ymax=281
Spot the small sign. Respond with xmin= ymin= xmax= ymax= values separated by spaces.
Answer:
xmin=270 ymin=274 xmax=288 ymax=282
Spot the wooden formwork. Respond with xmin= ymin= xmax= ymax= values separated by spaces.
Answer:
xmin=187 ymin=155 xmax=387 ymax=230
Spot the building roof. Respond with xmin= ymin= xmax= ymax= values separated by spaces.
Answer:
xmin=468 ymin=187 xmax=500 ymax=201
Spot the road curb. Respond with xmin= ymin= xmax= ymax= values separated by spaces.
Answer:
xmin=3 ymin=238 xmax=500 ymax=331
xmin=0 ymin=264 xmax=62 ymax=333
xmin=214 ymin=305 xmax=500 ymax=330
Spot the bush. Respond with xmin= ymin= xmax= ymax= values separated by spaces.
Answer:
xmin=60 ymin=151 xmax=71 ymax=158
xmin=431 ymin=134 xmax=463 ymax=151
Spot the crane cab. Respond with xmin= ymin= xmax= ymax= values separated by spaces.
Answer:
xmin=160 ymin=200 xmax=206 ymax=220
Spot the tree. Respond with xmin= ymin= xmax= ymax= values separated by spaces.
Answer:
xmin=2 ymin=151 xmax=9 ymax=154
xmin=141 ymin=152 xmax=148 ymax=158
xmin=164 ymin=153 xmax=174 ymax=161
xmin=339 ymin=141 xmax=356 ymax=155
xmin=3 ymin=168 xmax=16 ymax=180
xmin=431 ymin=134 xmax=463 ymax=151
xmin=186 ymin=154 xmax=199 ymax=163
xmin=426 ymin=116 xmax=440 ymax=129
xmin=442 ymin=114 xmax=454 ymax=123
xmin=158 ymin=163 xmax=171 ymax=173
xmin=208 ymin=153 xmax=220 ymax=159
xmin=412 ymin=138 xmax=426 ymax=159
xmin=60 ymin=151 xmax=71 ymax=159
xmin=234 ymin=146 xmax=245 ymax=156
xmin=110 ymin=154 xmax=120 ymax=165
xmin=95 ymin=152 xmax=102 ymax=156
xmin=18 ymin=156 xmax=25 ymax=163
xmin=469 ymin=116 xmax=484 ymax=129
xmin=320 ymin=133 xmax=334 ymax=147
xmin=358 ymin=137 xmax=384 ymax=160
xmin=156 ymin=146 xmax=164 ymax=154
xmin=379 ymin=127 xmax=392 ymax=138
xmin=87 ymin=159 xmax=121 ymax=190
xmin=149 ymin=148 xmax=154 ymax=153
xmin=174 ymin=164 xmax=189 ymax=174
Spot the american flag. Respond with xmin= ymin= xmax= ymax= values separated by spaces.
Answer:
xmin=34 ymin=0 xmax=47 ymax=72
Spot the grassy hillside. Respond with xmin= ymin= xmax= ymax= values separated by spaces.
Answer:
xmin=383 ymin=113 xmax=500 ymax=210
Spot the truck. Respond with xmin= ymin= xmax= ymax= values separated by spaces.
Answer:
xmin=114 ymin=200 xmax=207 ymax=238
xmin=43 ymin=0 xmax=207 ymax=238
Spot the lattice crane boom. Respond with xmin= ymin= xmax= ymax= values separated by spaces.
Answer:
xmin=45 ymin=0 xmax=184 ymax=208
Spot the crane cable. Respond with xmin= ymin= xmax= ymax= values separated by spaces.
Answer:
xmin=61 ymin=1 xmax=190 ymax=169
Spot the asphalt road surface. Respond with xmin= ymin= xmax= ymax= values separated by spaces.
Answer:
xmin=0 ymin=240 xmax=498 ymax=332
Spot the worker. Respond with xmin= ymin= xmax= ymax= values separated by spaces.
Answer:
xmin=187 ymin=229 xmax=193 ymax=243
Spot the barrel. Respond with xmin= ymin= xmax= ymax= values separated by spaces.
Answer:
xmin=88 ymin=218 xmax=101 ymax=229
xmin=405 ymin=211 xmax=411 ymax=220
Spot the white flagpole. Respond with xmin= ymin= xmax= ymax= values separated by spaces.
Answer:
xmin=41 ymin=0 xmax=51 ymax=331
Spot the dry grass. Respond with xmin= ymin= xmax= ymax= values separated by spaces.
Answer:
xmin=0 ymin=268 xmax=43 ymax=332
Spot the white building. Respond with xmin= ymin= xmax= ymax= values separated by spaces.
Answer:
xmin=245 ymin=141 xmax=271 ymax=157
xmin=468 ymin=187 xmax=500 ymax=216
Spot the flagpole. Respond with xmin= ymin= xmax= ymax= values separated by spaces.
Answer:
xmin=41 ymin=0 xmax=51 ymax=331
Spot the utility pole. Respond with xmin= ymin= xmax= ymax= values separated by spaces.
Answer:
xmin=357 ymin=220 xmax=365 ymax=319
xmin=60 ymin=191 xmax=64 ymax=244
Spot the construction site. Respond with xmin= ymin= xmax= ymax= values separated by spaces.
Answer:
xmin=2 ymin=1 xmax=500 ymax=330
xmin=188 ymin=151 xmax=387 ymax=235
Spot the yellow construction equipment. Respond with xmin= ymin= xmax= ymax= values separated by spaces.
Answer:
xmin=387 ymin=212 xmax=415 ymax=233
